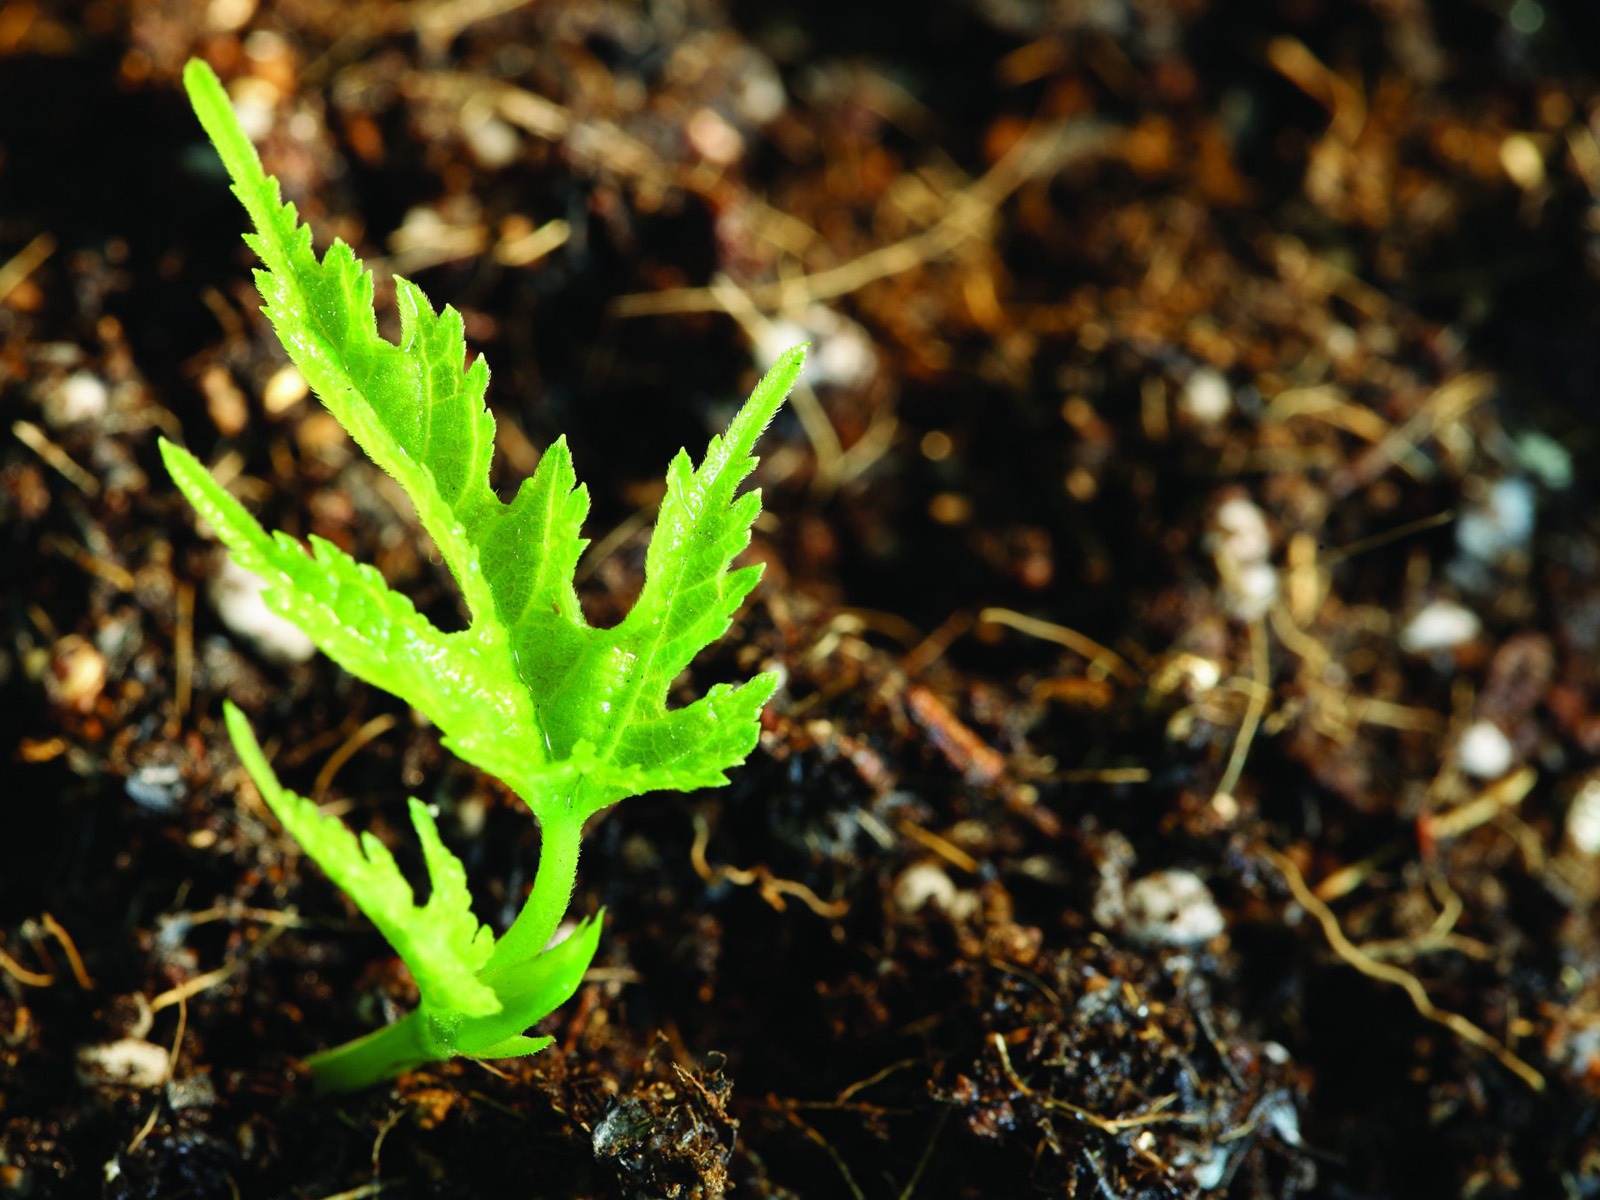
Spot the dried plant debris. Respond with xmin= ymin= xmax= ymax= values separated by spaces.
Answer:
xmin=929 ymin=940 xmax=1310 ymax=1197
xmin=592 ymin=1056 xmax=739 ymax=1200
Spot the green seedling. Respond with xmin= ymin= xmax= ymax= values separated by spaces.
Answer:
xmin=164 ymin=60 xmax=802 ymax=1092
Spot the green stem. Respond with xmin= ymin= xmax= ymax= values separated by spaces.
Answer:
xmin=304 ymin=1008 xmax=439 ymax=1093
xmin=486 ymin=811 xmax=584 ymax=972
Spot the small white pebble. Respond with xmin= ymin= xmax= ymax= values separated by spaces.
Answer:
xmin=46 ymin=371 xmax=110 ymax=426
xmin=1090 ymin=841 xmax=1131 ymax=930
xmin=1323 ymin=323 xmax=1358 ymax=361
xmin=1226 ymin=560 xmax=1279 ymax=621
xmin=1178 ymin=367 xmax=1231 ymax=425
xmin=126 ymin=763 xmax=184 ymax=814
xmin=1512 ymin=432 xmax=1573 ymax=490
xmin=1153 ymin=653 xmax=1222 ymax=699
xmin=1566 ymin=778 xmax=1600 ymax=856
xmin=1262 ymin=1094 xmax=1303 ymax=1146
xmin=1555 ymin=1024 xmax=1600 ymax=1080
xmin=1182 ymin=655 xmax=1222 ymax=694
xmin=1398 ymin=600 xmax=1482 ymax=654
xmin=1211 ymin=496 xmax=1272 ymax=566
xmin=686 ymin=107 xmax=744 ymax=166
xmin=210 ymin=557 xmax=316 ymax=665
xmin=455 ymin=793 xmax=489 ymax=839
xmin=166 ymin=1072 xmax=217 ymax=1112
xmin=1500 ymin=133 xmax=1545 ymax=191
xmin=1124 ymin=869 xmax=1225 ymax=946
xmin=199 ymin=363 xmax=250 ymax=437
xmin=262 ymin=364 xmax=309 ymax=415
xmin=1456 ymin=478 xmax=1536 ymax=563
xmin=228 ymin=77 xmax=280 ymax=141
xmin=755 ymin=306 xmax=876 ymax=391
xmin=206 ymin=0 xmax=256 ymax=31
xmin=47 ymin=635 xmax=107 ymax=712
xmin=395 ymin=205 xmax=445 ymax=244
xmin=466 ymin=116 xmax=520 ymax=169
xmin=77 ymin=1039 xmax=170 ymax=1088
xmin=287 ymin=111 xmax=319 ymax=143
xmin=243 ymin=28 xmax=290 ymax=65
xmin=811 ymin=315 xmax=876 ymax=391
xmin=734 ymin=55 xmax=787 ymax=124
xmin=1183 ymin=1145 xmax=1229 ymax=1190
xmin=893 ymin=862 xmax=980 ymax=920
xmin=1457 ymin=719 xmax=1515 ymax=780
xmin=756 ymin=319 xmax=811 ymax=372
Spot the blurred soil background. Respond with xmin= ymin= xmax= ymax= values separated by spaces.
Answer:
xmin=5 ymin=0 xmax=1600 ymax=1196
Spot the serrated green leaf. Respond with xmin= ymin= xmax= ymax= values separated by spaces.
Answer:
xmin=530 ymin=350 xmax=804 ymax=814
xmin=605 ymin=673 xmax=779 ymax=797
xmin=601 ymin=353 xmax=798 ymax=734
xmin=479 ymin=436 xmax=592 ymax=703
xmin=161 ymin=440 xmax=543 ymax=754
xmin=225 ymin=702 xmax=500 ymax=1018
xmin=184 ymin=62 xmax=501 ymax=632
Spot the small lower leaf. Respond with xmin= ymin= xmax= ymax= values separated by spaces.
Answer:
xmin=225 ymin=702 xmax=500 ymax=1018
xmin=454 ymin=912 xmax=604 ymax=1057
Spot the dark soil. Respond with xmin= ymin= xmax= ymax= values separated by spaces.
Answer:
xmin=5 ymin=1 xmax=1600 ymax=1197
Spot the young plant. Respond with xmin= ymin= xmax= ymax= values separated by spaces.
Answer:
xmin=164 ymin=60 xmax=803 ymax=1092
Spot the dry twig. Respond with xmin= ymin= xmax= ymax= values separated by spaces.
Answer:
xmin=613 ymin=120 xmax=1116 ymax=318
xmin=40 ymin=912 xmax=94 ymax=990
xmin=0 ymin=232 xmax=54 ymax=304
xmin=690 ymin=813 xmax=848 ymax=919
xmin=1264 ymin=846 xmax=1543 ymax=1091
